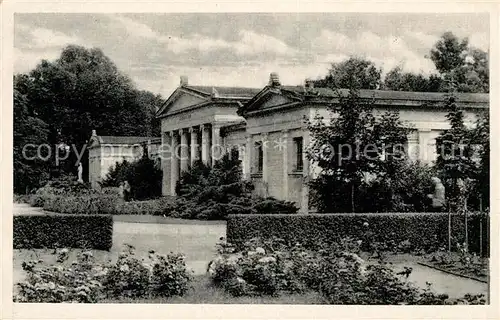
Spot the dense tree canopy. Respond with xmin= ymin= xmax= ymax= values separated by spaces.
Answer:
xmin=313 ymin=57 xmax=382 ymax=90
xmin=14 ymin=45 xmax=164 ymax=192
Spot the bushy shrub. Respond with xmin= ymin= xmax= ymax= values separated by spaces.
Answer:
xmin=208 ymin=237 xmax=487 ymax=305
xmin=15 ymin=249 xmax=107 ymax=303
xmin=101 ymin=154 xmax=162 ymax=201
xmin=310 ymin=162 xmax=436 ymax=213
xmin=102 ymin=245 xmax=192 ymax=299
xmin=172 ymin=150 xmax=299 ymax=220
xmin=14 ymin=245 xmax=193 ymax=303
xmin=42 ymin=194 xmax=173 ymax=216
xmin=227 ymin=212 xmax=489 ymax=255
xmin=13 ymin=214 xmax=113 ymax=250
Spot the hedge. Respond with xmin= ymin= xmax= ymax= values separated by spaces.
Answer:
xmin=227 ymin=212 xmax=489 ymax=256
xmin=42 ymin=194 xmax=173 ymax=216
xmin=13 ymin=214 xmax=113 ymax=250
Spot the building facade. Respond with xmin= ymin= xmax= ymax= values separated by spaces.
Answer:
xmin=87 ymin=130 xmax=161 ymax=189
xmin=156 ymin=74 xmax=488 ymax=213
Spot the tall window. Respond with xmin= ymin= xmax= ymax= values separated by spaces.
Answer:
xmin=293 ymin=137 xmax=304 ymax=171
xmin=255 ymin=141 xmax=263 ymax=173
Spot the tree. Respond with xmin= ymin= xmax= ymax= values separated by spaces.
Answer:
xmin=429 ymin=32 xmax=489 ymax=93
xmin=314 ymin=57 xmax=382 ymax=90
xmin=307 ymin=87 xmax=414 ymax=213
xmin=435 ymin=95 xmax=476 ymax=211
xmin=383 ymin=66 xmax=444 ymax=92
xmin=471 ymin=112 xmax=489 ymax=208
xmin=16 ymin=45 xmax=164 ymax=182
xmin=430 ymin=32 xmax=469 ymax=74
xmin=13 ymin=84 xmax=51 ymax=194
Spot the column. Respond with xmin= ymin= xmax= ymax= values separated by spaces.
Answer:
xmin=161 ymin=131 xmax=172 ymax=196
xmin=282 ymin=130 xmax=289 ymax=200
xmin=244 ymin=134 xmax=252 ymax=179
xmin=180 ymin=128 xmax=189 ymax=173
xmin=190 ymin=127 xmax=198 ymax=166
xmin=170 ymin=130 xmax=179 ymax=196
xmin=262 ymin=133 xmax=269 ymax=196
xmin=212 ymin=124 xmax=222 ymax=165
xmin=201 ymin=124 xmax=211 ymax=166
xmin=301 ymin=131 xmax=310 ymax=213
xmin=418 ymin=128 xmax=431 ymax=164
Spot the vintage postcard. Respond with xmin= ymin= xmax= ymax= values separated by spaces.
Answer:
xmin=1 ymin=1 xmax=498 ymax=319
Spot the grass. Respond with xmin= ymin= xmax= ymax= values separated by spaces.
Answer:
xmin=102 ymin=275 xmax=324 ymax=304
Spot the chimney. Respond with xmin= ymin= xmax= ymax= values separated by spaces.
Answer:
xmin=91 ymin=129 xmax=97 ymax=137
xmin=180 ymin=75 xmax=188 ymax=86
xmin=269 ymin=72 xmax=280 ymax=87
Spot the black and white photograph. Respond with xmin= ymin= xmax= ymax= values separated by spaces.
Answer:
xmin=3 ymin=2 xmax=497 ymax=315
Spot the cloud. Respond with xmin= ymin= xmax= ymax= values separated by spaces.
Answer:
xmin=18 ymin=24 xmax=82 ymax=49
xmin=469 ymin=32 xmax=489 ymax=51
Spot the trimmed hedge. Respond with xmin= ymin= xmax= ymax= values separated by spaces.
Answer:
xmin=13 ymin=214 xmax=113 ymax=250
xmin=42 ymin=194 xmax=172 ymax=216
xmin=227 ymin=212 xmax=489 ymax=256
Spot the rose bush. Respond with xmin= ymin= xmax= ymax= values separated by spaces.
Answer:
xmin=15 ymin=245 xmax=193 ymax=303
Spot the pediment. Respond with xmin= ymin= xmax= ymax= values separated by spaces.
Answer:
xmin=157 ymin=88 xmax=210 ymax=118
xmin=238 ymin=87 xmax=302 ymax=117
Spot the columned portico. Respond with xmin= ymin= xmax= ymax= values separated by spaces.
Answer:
xmin=212 ymin=124 xmax=222 ymax=164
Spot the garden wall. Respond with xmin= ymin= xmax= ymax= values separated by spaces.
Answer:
xmin=13 ymin=214 xmax=113 ymax=250
xmin=227 ymin=212 xmax=489 ymax=256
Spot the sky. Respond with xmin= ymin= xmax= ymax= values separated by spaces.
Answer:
xmin=14 ymin=13 xmax=489 ymax=97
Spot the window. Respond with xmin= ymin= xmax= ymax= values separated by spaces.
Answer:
xmin=255 ymin=141 xmax=263 ymax=173
xmin=293 ymin=137 xmax=304 ymax=171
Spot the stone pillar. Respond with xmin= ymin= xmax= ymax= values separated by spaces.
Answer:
xmin=180 ymin=128 xmax=189 ymax=173
xmin=161 ymin=131 xmax=172 ymax=196
xmin=244 ymin=134 xmax=252 ymax=179
xmin=418 ymin=128 xmax=431 ymax=164
xmin=190 ymin=127 xmax=198 ymax=166
xmin=170 ymin=130 xmax=179 ymax=196
xmin=211 ymin=124 xmax=222 ymax=165
xmin=201 ymin=124 xmax=211 ymax=166
xmin=282 ymin=130 xmax=289 ymax=200
xmin=301 ymin=131 xmax=310 ymax=213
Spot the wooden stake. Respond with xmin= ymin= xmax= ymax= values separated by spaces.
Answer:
xmin=479 ymin=198 xmax=483 ymax=257
xmin=448 ymin=206 xmax=452 ymax=252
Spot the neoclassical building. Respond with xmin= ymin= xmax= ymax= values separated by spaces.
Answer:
xmin=155 ymin=74 xmax=489 ymax=213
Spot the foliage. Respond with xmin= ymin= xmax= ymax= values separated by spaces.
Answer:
xmin=172 ymin=149 xmax=298 ymax=220
xmin=226 ymin=212 xmax=489 ymax=256
xmin=209 ymin=237 xmax=486 ymax=304
xmin=313 ymin=57 xmax=382 ymax=89
xmin=307 ymin=88 xmax=412 ymax=212
xmin=42 ymin=194 xmax=172 ymax=216
xmin=14 ymin=246 xmax=192 ymax=302
xmin=470 ymin=112 xmax=489 ymax=208
xmin=15 ymin=249 xmax=106 ymax=303
xmin=435 ymin=95 xmax=477 ymax=211
xmin=101 ymin=153 xmax=162 ymax=201
xmin=13 ymin=80 xmax=50 ymax=194
xmin=14 ymin=45 xmax=164 ymax=182
xmin=13 ymin=214 xmax=113 ymax=250
xmin=383 ymin=66 xmax=443 ymax=92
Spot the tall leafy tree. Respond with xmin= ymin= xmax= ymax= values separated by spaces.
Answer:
xmin=13 ymin=81 xmax=50 ymax=193
xmin=471 ymin=112 xmax=489 ymax=208
xmin=430 ymin=31 xmax=469 ymax=74
xmin=435 ymin=95 xmax=476 ymax=210
xmin=307 ymin=88 xmax=412 ymax=212
xmin=15 ymin=45 xmax=163 ymax=182
xmin=314 ymin=57 xmax=382 ymax=90
xmin=383 ymin=66 xmax=444 ymax=92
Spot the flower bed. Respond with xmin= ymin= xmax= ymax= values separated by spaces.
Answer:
xmin=14 ymin=245 xmax=192 ymax=303
xmin=207 ymin=237 xmax=487 ymax=305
